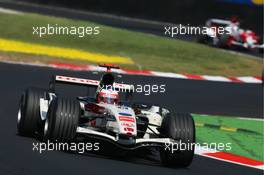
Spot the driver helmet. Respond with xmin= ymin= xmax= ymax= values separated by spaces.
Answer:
xmin=97 ymin=87 xmax=119 ymax=104
xmin=230 ymin=17 xmax=240 ymax=26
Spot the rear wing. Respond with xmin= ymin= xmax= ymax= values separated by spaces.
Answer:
xmin=206 ymin=19 xmax=232 ymax=27
xmin=49 ymin=75 xmax=134 ymax=93
xmin=99 ymin=63 xmax=120 ymax=72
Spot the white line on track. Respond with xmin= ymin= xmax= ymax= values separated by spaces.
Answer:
xmin=0 ymin=7 xmax=22 ymax=14
xmin=237 ymin=117 xmax=264 ymax=121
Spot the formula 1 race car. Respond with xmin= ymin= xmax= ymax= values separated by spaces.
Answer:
xmin=198 ymin=18 xmax=263 ymax=52
xmin=17 ymin=64 xmax=195 ymax=167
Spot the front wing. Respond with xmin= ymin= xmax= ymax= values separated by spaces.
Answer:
xmin=76 ymin=127 xmax=176 ymax=150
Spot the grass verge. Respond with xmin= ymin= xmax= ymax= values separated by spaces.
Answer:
xmin=0 ymin=12 xmax=262 ymax=76
xmin=193 ymin=114 xmax=263 ymax=161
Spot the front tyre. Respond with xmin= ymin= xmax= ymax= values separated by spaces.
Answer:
xmin=17 ymin=88 xmax=47 ymax=136
xmin=159 ymin=112 xmax=195 ymax=167
xmin=43 ymin=97 xmax=80 ymax=142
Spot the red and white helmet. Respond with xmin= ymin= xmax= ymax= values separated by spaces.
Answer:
xmin=230 ymin=17 xmax=240 ymax=26
xmin=96 ymin=88 xmax=119 ymax=104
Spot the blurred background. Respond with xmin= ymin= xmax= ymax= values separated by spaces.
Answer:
xmin=0 ymin=0 xmax=262 ymax=76
xmin=21 ymin=0 xmax=263 ymax=35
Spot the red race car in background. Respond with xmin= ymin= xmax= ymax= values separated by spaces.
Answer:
xmin=199 ymin=18 xmax=264 ymax=53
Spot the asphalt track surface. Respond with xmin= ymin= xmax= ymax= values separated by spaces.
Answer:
xmin=0 ymin=62 xmax=262 ymax=175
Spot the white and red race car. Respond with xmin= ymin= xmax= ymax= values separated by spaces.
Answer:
xmin=199 ymin=18 xmax=263 ymax=52
xmin=17 ymin=64 xmax=195 ymax=167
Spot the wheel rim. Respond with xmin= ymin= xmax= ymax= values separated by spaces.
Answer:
xmin=44 ymin=118 xmax=49 ymax=137
xmin=17 ymin=94 xmax=25 ymax=129
xmin=17 ymin=108 xmax=21 ymax=125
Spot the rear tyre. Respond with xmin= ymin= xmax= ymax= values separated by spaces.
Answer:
xmin=159 ymin=112 xmax=195 ymax=167
xmin=43 ymin=97 xmax=80 ymax=142
xmin=217 ymin=34 xmax=230 ymax=48
xmin=197 ymin=35 xmax=213 ymax=45
xmin=258 ymin=48 xmax=264 ymax=54
xmin=17 ymin=88 xmax=47 ymax=136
